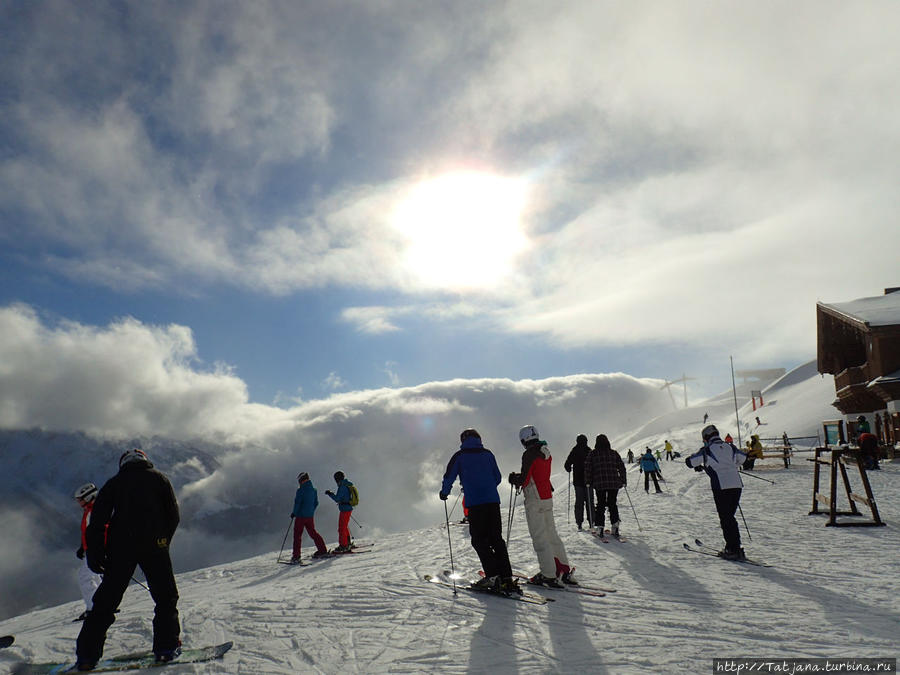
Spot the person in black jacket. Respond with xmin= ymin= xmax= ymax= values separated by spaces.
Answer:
xmin=584 ymin=435 xmax=627 ymax=537
xmin=75 ymin=449 xmax=181 ymax=671
xmin=564 ymin=434 xmax=591 ymax=530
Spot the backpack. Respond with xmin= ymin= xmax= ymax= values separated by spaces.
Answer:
xmin=347 ymin=484 xmax=359 ymax=507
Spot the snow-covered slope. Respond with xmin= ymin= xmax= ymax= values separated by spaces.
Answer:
xmin=2 ymin=363 xmax=898 ymax=673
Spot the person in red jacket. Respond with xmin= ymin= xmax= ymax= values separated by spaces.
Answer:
xmin=509 ymin=425 xmax=577 ymax=587
xmin=74 ymin=483 xmax=102 ymax=621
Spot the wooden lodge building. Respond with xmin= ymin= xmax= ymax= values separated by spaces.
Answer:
xmin=817 ymin=288 xmax=900 ymax=445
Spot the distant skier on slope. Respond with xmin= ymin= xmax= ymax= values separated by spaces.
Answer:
xmin=440 ymin=429 xmax=517 ymax=594
xmin=664 ymin=440 xmax=674 ymax=461
xmin=639 ymin=448 xmax=663 ymax=493
xmin=509 ymin=425 xmax=578 ymax=587
xmin=584 ymin=434 xmax=627 ymax=538
xmin=325 ymin=471 xmax=355 ymax=552
xmin=290 ymin=472 xmax=329 ymax=563
xmin=75 ymin=449 xmax=181 ymax=671
xmin=73 ymin=483 xmax=102 ymax=621
xmin=564 ymin=434 xmax=591 ymax=530
xmin=743 ymin=435 xmax=764 ymax=470
xmin=685 ymin=425 xmax=747 ymax=560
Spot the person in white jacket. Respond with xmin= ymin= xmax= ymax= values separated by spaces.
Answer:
xmin=685 ymin=424 xmax=747 ymax=560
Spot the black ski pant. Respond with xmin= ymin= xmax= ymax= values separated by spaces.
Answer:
xmin=592 ymin=488 xmax=620 ymax=530
xmin=572 ymin=485 xmax=588 ymax=527
xmin=466 ymin=502 xmax=512 ymax=580
xmin=643 ymin=471 xmax=661 ymax=492
xmin=77 ymin=545 xmax=180 ymax=663
xmin=712 ymin=487 xmax=742 ymax=552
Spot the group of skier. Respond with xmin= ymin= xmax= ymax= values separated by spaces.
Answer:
xmin=70 ymin=450 xmax=357 ymax=671
xmin=67 ymin=421 xmax=748 ymax=669
xmin=440 ymin=426 xmax=578 ymax=595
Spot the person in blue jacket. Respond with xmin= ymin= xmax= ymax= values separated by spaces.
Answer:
xmin=639 ymin=448 xmax=663 ymax=493
xmin=290 ymin=472 xmax=328 ymax=563
xmin=686 ymin=424 xmax=747 ymax=560
xmin=325 ymin=471 xmax=355 ymax=552
xmin=440 ymin=429 xmax=517 ymax=594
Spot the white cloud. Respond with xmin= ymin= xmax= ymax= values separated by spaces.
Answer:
xmin=321 ymin=371 xmax=347 ymax=391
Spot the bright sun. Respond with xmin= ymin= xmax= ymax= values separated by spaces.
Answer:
xmin=392 ymin=171 xmax=530 ymax=291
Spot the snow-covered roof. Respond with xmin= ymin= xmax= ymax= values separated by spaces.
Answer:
xmin=818 ymin=291 xmax=900 ymax=328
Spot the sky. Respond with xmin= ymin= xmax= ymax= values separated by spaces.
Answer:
xmin=2 ymin=1 xmax=900 ymax=412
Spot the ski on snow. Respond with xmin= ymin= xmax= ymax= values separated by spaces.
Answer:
xmin=12 ymin=641 xmax=233 ymax=674
xmin=424 ymin=572 xmax=551 ymax=605
xmin=683 ymin=539 xmax=771 ymax=567
xmin=479 ymin=571 xmax=607 ymax=597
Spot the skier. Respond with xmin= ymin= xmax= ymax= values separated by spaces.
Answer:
xmin=509 ymin=425 xmax=577 ymax=587
xmin=685 ymin=425 xmax=747 ymax=560
xmin=325 ymin=471 xmax=355 ymax=553
xmin=781 ymin=432 xmax=792 ymax=468
xmin=664 ymin=440 xmax=674 ymax=461
xmin=75 ymin=449 xmax=181 ymax=670
xmin=858 ymin=431 xmax=880 ymax=470
xmin=627 ymin=449 xmax=634 ymax=464
xmin=73 ymin=483 xmax=102 ymax=621
xmin=584 ymin=434 xmax=627 ymax=538
xmin=440 ymin=429 xmax=517 ymax=594
xmin=290 ymin=472 xmax=328 ymax=562
xmin=639 ymin=448 xmax=662 ymax=493
xmin=743 ymin=435 xmax=764 ymax=470
xmin=563 ymin=434 xmax=591 ymax=530
xmin=703 ymin=412 xmax=709 ymax=424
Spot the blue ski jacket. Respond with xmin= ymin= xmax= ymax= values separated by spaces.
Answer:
xmin=441 ymin=437 xmax=502 ymax=506
xmin=639 ymin=452 xmax=660 ymax=474
xmin=292 ymin=480 xmax=319 ymax=519
xmin=327 ymin=479 xmax=355 ymax=512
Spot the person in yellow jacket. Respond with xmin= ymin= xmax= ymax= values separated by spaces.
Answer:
xmin=743 ymin=435 xmax=764 ymax=470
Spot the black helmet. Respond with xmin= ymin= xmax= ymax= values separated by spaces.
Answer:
xmin=857 ymin=415 xmax=866 ymax=422
xmin=576 ymin=434 xmax=588 ymax=445
xmin=701 ymin=424 xmax=719 ymax=442
xmin=460 ymin=429 xmax=481 ymax=442
xmin=333 ymin=471 xmax=345 ymax=482
xmin=297 ymin=472 xmax=309 ymax=483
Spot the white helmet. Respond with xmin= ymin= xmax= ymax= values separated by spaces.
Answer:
xmin=74 ymin=483 xmax=98 ymax=503
xmin=119 ymin=448 xmax=149 ymax=468
xmin=519 ymin=425 xmax=539 ymax=445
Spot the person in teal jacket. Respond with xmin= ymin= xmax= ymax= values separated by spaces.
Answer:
xmin=325 ymin=471 xmax=355 ymax=552
xmin=290 ymin=473 xmax=328 ymax=563
xmin=639 ymin=448 xmax=662 ymax=493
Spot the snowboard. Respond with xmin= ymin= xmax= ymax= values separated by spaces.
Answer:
xmin=12 ymin=641 xmax=233 ymax=674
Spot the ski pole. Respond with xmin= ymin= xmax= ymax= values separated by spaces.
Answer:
xmin=624 ymin=485 xmax=642 ymax=531
xmin=131 ymin=576 xmax=149 ymax=592
xmin=443 ymin=500 xmax=457 ymax=595
xmin=567 ymin=470 xmax=571 ymax=526
xmin=447 ymin=490 xmax=462 ymax=521
xmin=507 ymin=488 xmax=519 ymax=547
xmin=738 ymin=504 xmax=752 ymax=541
xmin=586 ymin=486 xmax=594 ymax=529
xmin=739 ymin=470 xmax=775 ymax=484
xmin=350 ymin=513 xmax=363 ymax=529
xmin=277 ymin=517 xmax=292 ymax=562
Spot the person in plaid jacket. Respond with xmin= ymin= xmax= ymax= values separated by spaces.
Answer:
xmin=584 ymin=434 xmax=627 ymax=537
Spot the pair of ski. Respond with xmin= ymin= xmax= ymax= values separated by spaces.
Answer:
xmin=683 ymin=538 xmax=770 ymax=567
xmin=589 ymin=528 xmax=627 ymax=543
xmin=482 ymin=571 xmax=610 ymax=598
xmin=11 ymin=642 xmax=233 ymax=674
xmin=277 ymin=543 xmax=373 ymax=566
xmin=424 ymin=571 xmax=551 ymax=605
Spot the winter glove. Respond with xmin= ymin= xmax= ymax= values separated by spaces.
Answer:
xmin=439 ymin=492 xmax=448 ymax=501
xmin=325 ymin=490 xmax=334 ymax=497
xmin=87 ymin=551 xmax=106 ymax=575
xmin=508 ymin=472 xmax=520 ymax=486
xmin=290 ymin=514 xmax=295 ymax=519
xmin=76 ymin=547 xmax=85 ymax=560
xmin=639 ymin=467 xmax=643 ymax=473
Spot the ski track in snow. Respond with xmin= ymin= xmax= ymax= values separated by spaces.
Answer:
xmin=2 ymin=426 xmax=900 ymax=671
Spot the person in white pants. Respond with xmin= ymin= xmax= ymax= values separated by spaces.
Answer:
xmin=74 ymin=483 xmax=102 ymax=620
xmin=509 ymin=425 xmax=578 ymax=587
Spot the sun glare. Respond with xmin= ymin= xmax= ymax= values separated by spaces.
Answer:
xmin=392 ymin=171 xmax=529 ymax=291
